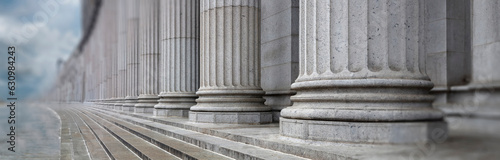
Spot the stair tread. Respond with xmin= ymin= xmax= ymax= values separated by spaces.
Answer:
xmin=74 ymin=109 xmax=141 ymax=160
xmin=88 ymin=107 xmax=309 ymax=160
xmin=55 ymin=109 xmax=91 ymax=160
xmin=66 ymin=110 xmax=111 ymax=160
xmin=77 ymin=109 xmax=181 ymax=160
xmin=86 ymin=108 xmax=234 ymax=160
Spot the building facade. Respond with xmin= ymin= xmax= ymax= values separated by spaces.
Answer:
xmin=49 ymin=0 xmax=499 ymax=145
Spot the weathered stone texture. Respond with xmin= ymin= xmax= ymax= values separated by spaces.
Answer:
xmin=190 ymin=0 xmax=272 ymax=124
xmin=155 ymin=0 xmax=200 ymax=117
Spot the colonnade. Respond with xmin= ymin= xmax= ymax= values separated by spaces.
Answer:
xmin=48 ymin=0 xmax=500 ymax=144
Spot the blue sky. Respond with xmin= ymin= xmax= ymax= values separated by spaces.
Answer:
xmin=0 ymin=0 xmax=81 ymax=100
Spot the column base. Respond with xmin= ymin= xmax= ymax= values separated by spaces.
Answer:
xmin=154 ymin=109 xmax=189 ymax=117
xmin=189 ymin=111 xmax=272 ymax=124
xmin=134 ymin=95 xmax=158 ymax=114
xmin=122 ymin=105 xmax=135 ymax=112
xmin=279 ymin=117 xmax=448 ymax=144
xmin=113 ymin=98 xmax=124 ymax=110
xmin=154 ymin=92 xmax=196 ymax=117
xmin=134 ymin=107 xmax=155 ymax=114
xmin=114 ymin=104 xmax=123 ymax=110
xmin=122 ymin=96 xmax=138 ymax=112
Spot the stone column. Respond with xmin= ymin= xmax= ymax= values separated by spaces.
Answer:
xmin=104 ymin=2 xmax=114 ymax=108
xmin=123 ymin=0 xmax=140 ymax=112
xmin=154 ymin=0 xmax=200 ymax=117
xmin=190 ymin=0 xmax=272 ymax=124
xmin=109 ymin=0 xmax=118 ymax=109
xmin=280 ymin=0 xmax=447 ymax=143
xmin=114 ymin=0 xmax=128 ymax=110
xmin=135 ymin=0 xmax=160 ymax=114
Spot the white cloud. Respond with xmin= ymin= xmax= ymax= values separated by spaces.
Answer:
xmin=0 ymin=0 xmax=81 ymax=99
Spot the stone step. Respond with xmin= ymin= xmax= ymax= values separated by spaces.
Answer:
xmin=55 ymin=109 xmax=93 ymax=160
xmin=67 ymin=110 xmax=110 ymax=159
xmin=73 ymin=108 xmax=142 ymax=160
xmin=92 ymin=106 xmax=339 ymax=160
xmin=75 ymin=109 xmax=181 ymax=160
xmin=55 ymin=109 xmax=76 ymax=160
xmin=74 ymin=108 xmax=233 ymax=160
xmin=86 ymin=106 xmax=309 ymax=160
xmin=65 ymin=109 xmax=109 ymax=160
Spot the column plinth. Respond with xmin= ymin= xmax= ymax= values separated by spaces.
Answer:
xmin=113 ymin=99 xmax=123 ymax=110
xmin=155 ymin=92 xmax=197 ymax=117
xmin=280 ymin=0 xmax=447 ymax=143
xmin=135 ymin=94 xmax=158 ymax=114
xmin=122 ymin=96 xmax=137 ymax=112
xmin=189 ymin=0 xmax=272 ymax=124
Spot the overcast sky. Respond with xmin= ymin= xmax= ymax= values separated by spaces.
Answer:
xmin=0 ymin=0 xmax=81 ymax=100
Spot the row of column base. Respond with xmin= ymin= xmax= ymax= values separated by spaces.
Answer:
xmin=91 ymin=101 xmax=449 ymax=144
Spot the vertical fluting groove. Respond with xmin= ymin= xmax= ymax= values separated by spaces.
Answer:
xmin=174 ymin=0 xmax=179 ymax=92
xmin=388 ymin=0 xmax=405 ymax=71
xmin=241 ymin=4 xmax=248 ymax=87
xmin=146 ymin=2 xmax=150 ymax=94
xmin=215 ymin=0 xmax=222 ymax=87
xmin=189 ymin=0 xmax=194 ymax=91
xmin=155 ymin=0 xmax=160 ymax=94
xmin=139 ymin=1 xmax=144 ymax=95
xmin=147 ymin=3 xmax=152 ymax=94
xmin=405 ymin=0 xmax=418 ymax=73
xmin=316 ymin=0 xmax=329 ymax=75
xmin=347 ymin=0 xmax=367 ymax=72
xmin=248 ymin=1 xmax=255 ymax=86
xmin=418 ymin=0 xmax=425 ymax=75
xmin=194 ymin=0 xmax=198 ymax=91
xmin=330 ymin=0 xmax=348 ymax=73
xmin=167 ymin=0 xmax=173 ymax=91
xmin=224 ymin=1 xmax=232 ymax=87
xmin=202 ymin=0 xmax=206 ymax=87
xmin=182 ymin=0 xmax=188 ymax=92
xmin=255 ymin=0 xmax=260 ymax=86
xmin=210 ymin=0 xmax=215 ymax=87
xmin=299 ymin=0 xmax=306 ymax=77
xmin=367 ymin=0 xmax=388 ymax=72
xmin=160 ymin=0 xmax=165 ymax=92
xmin=305 ymin=0 xmax=315 ymax=76
xmin=233 ymin=4 xmax=240 ymax=86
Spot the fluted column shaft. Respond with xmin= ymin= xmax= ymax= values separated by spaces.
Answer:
xmin=190 ymin=0 xmax=271 ymax=124
xmin=280 ymin=0 xmax=447 ymax=143
xmin=154 ymin=0 xmax=200 ymax=117
xmin=123 ymin=0 xmax=140 ymax=112
xmin=108 ymin=0 xmax=118 ymax=108
xmin=114 ymin=0 xmax=128 ymax=110
xmin=135 ymin=0 xmax=160 ymax=114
